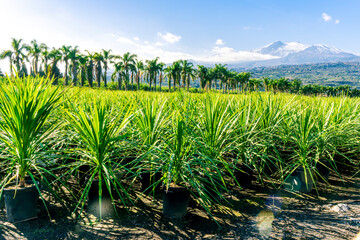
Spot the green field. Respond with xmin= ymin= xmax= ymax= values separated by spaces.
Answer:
xmin=0 ymin=75 xmax=359 ymax=239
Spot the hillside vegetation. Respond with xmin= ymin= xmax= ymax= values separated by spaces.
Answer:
xmin=244 ymin=61 xmax=360 ymax=87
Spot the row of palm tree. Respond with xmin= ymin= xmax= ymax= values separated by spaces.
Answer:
xmin=0 ymin=39 xmax=254 ymax=93
xmin=1 ymin=38 xmax=359 ymax=96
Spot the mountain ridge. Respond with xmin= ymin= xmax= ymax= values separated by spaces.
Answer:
xmin=193 ymin=41 xmax=360 ymax=68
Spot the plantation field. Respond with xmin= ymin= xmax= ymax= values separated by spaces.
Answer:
xmin=0 ymin=77 xmax=360 ymax=239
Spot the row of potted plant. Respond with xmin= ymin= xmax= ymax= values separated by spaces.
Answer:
xmin=0 ymin=76 xmax=359 ymax=223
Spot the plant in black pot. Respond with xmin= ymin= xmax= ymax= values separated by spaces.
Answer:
xmin=132 ymin=98 xmax=170 ymax=194
xmin=191 ymin=96 xmax=237 ymax=198
xmin=159 ymin=112 xmax=225 ymax=220
xmin=280 ymin=105 xmax=340 ymax=193
xmin=0 ymin=76 xmax=65 ymax=222
xmin=64 ymin=99 xmax=134 ymax=219
xmin=280 ymin=106 xmax=319 ymax=193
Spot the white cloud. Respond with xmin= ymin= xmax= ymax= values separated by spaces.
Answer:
xmin=117 ymin=37 xmax=136 ymax=45
xmin=103 ymin=34 xmax=279 ymax=64
xmin=335 ymin=19 xmax=340 ymax=24
xmin=155 ymin=41 xmax=164 ymax=46
xmin=157 ymin=32 xmax=181 ymax=43
xmin=243 ymin=26 xmax=251 ymax=30
xmin=133 ymin=37 xmax=140 ymax=41
xmin=322 ymin=13 xmax=332 ymax=22
xmin=194 ymin=46 xmax=278 ymax=63
xmin=215 ymin=39 xmax=225 ymax=45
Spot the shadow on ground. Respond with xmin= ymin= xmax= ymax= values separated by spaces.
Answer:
xmin=1 ymin=172 xmax=360 ymax=239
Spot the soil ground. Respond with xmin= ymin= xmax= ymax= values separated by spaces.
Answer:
xmin=1 ymin=171 xmax=360 ymax=240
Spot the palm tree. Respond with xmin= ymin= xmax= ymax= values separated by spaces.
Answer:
xmin=158 ymin=63 xmax=165 ymax=92
xmin=112 ymin=61 xmax=124 ymax=90
xmin=101 ymin=49 xmax=113 ymax=88
xmin=78 ymin=55 xmax=88 ymax=86
xmin=228 ymin=71 xmax=239 ymax=93
xmin=277 ymin=77 xmax=291 ymax=93
xmin=0 ymin=50 xmax=14 ymax=77
xmin=144 ymin=60 xmax=153 ymax=91
xmin=145 ymin=57 xmax=164 ymax=92
xmin=170 ymin=60 xmax=181 ymax=91
xmin=48 ymin=48 xmax=62 ymax=84
xmin=207 ymin=67 xmax=216 ymax=91
xmin=68 ymin=47 xmax=79 ymax=86
xmin=221 ymin=68 xmax=230 ymax=93
xmin=86 ymin=51 xmax=95 ymax=87
xmin=135 ymin=60 xmax=144 ymax=91
xmin=0 ymin=38 xmax=27 ymax=77
xmin=130 ymin=64 xmax=136 ymax=90
xmin=164 ymin=66 xmax=172 ymax=92
xmin=248 ymin=78 xmax=263 ymax=92
xmin=60 ymin=45 xmax=72 ymax=85
xmin=237 ymin=72 xmax=251 ymax=93
xmin=93 ymin=52 xmax=103 ymax=88
xmin=291 ymin=79 xmax=302 ymax=94
xmin=263 ymin=77 xmax=270 ymax=92
xmin=180 ymin=60 xmax=195 ymax=91
xmin=197 ymin=65 xmax=209 ymax=90
xmin=25 ymin=40 xmax=45 ymax=76
xmin=119 ymin=52 xmax=137 ymax=91
xmin=213 ymin=64 xmax=227 ymax=91
xmin=40 ymin=44 xmax=50 ymax=76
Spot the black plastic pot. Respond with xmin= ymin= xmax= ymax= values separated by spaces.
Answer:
xmin=4 ymin=181 xmax=39 ymax=222
xmin=163 ymin=186 xmax=190 ymax=218
xmin=87 ymin=179 xmax=112 ymax=202
xmin=316 ymin=160 xmax=330 ymax=181
xmin=78 ymin=165 xmax=90 ymax=187
xmin=290 ymin=167 xmax=314 ymax=193
xmin=0 ymin=194 xmax=4 ymax=208
xmin=87 ymin=179 xmax=114 ymax=218
xmin=235 ymin=164 xmax=254 ymax=189
xmin=140 ymin=171 xmax=162 ymax=194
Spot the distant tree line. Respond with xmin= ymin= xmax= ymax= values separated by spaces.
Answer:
xmin=1 ymin=38 xmax=359 ymax=97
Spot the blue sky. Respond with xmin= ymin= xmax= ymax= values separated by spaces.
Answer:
xmin=0 ymin=0 xmax=360 ymax=72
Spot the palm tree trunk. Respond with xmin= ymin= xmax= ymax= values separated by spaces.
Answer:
xmin=64 ymin=61 xmax=68 ymax=85
xmin=15 ymin=56 xmax=21 ymax=74
xmin=118 ymin=74 xmax=122 ymax=90
xmin=131 ymin=72 xmax=134 ymax=91
xmin=96 ymin=62 xmax=101 ymax=88
xmin=149 ymin=76 xmax=152 ymax=92
xmin=154 ymin=74 xmax=157 ymax=92
xmin=137 ymin=74 xmax=140 ymax=91
xmin=9 ymin=60 xmax=13 ymax=77
xmin=125 ymin=76 xmax=128 ymax=91
xmin=104 ymin=67 xmax=107 ymax=88
xmin=72 ymin=62 xmax=77 ymax=86
xmin=87 ymin=62 xmax=93 ymax=87
xmin=81 ymin=67 xmax=85 ymax=86
xmin=168 ymin=77 xmax=171 ymax=92
xmin=34 ymin=57 xmax=38 ymax=75
xmin=186 ymin=76 xmax=190 ymax=92
xmin=124 ymin=71 xmax=128 ymax=91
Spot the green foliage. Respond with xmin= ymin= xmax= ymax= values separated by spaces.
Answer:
xmin=0 ymin=76 xmax=65 ymax=186
xmin=64 ymin=98 xmax=134 ymax=218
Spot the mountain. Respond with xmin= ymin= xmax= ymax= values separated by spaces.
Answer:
xmin=254 ymin=41 xmax=309 ymax=57
xmin=230 ymin=41 xmax=360 ymax=68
